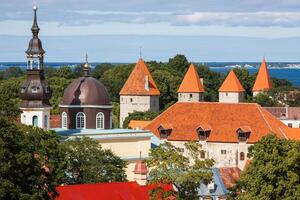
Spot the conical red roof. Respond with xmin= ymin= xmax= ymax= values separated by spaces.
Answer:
xmin=253 ymin=58 xmax=272 ymax=92
xmin=119 ymin=59 xmax=160 ymax=96
xmin=178 ymin=64 xmax=205 ymax=93
xmin=219 ymin=70 xmax=245 ymax=92
xmin=133 ymin=160 xmax=148 ymax=174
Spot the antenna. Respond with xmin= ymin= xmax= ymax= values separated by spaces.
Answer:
xmin=139 ymin=151 xmax=142 ymax=160
xmin=139 ymin=46 xmax=142 ymax=59
xmin=85 ymin=53 xmax=89 ymax=63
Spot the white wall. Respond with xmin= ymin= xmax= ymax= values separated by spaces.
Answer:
xmin=119 ymin=95 xmax=159 ymax=127
xmin=170 ymin=140 xmax=251 ymax=170
xmin=219 ymin=92 xmax=244 ymax=103
xmin=281 ymin=119 xmax=300 ymax=128
xmin=21 ymin=108 xmax=51 ymax=130
xmin=178 ymin=92 xmax=204 ymax=102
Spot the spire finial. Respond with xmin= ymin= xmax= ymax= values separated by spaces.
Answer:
xmin=31 ymin=1 xmax=39 ymax=37
xmin=139 ymin=151 xmax=142 ymax=160
xmin=83 ymin=53 xmax=90 ymax=76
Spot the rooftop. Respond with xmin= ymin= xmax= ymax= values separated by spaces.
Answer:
xmin=178 ymin=64 xmax=205 ymax=93
xmin=253 ymin=58 xmax=272 ymax=92
xmin=219 ymin=70 xmax=245 ymax=92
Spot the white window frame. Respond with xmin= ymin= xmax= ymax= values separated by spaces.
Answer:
xmin=76 ymin=112 xmax=86 ymax=129
xmin=96 ymin=112 xmax=105 ymax=129
xmin=62 ymin=112 xmax=68 ymax=129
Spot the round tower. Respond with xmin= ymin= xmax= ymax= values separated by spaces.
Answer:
xmin=133 ymin=159 xmax=148 ymax=186
xmin=20 ymin=5 xmax=52 ymax=130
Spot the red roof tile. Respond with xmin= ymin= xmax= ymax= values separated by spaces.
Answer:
xmin=144 ymin=102 xmax=287 ymax=143
xmin=253 ymin=58 xmax=272 ymax=92
xmin=219 ymin=70 xmax=245 ymax=92
xmin=178 ymin=64 xmax=205 ymax=93
xmin=219 ymin=167 xmax=241 ymax=189
xmin=128 ymin=120 xmax=151 ymax=130
xmin=119 ymin=59 xmax=160 ymax=96
xmin=55 ymin=182 xmax=173 ymax=200
xmin=282 ymin=127 xmax=300 ymax=140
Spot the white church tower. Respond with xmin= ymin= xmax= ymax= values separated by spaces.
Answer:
xmin=119 ymin=59 xmax=160 ymax=127
xmin=20 ymin=5 xmax=52 ymax=130
xmin=219 ymin=70 xmax=245 ymax=103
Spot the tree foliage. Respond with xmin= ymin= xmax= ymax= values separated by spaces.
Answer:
xmin=0 ymin=118 xmax=66 ymax=200
xmin=62 ymin=137 xmax=127 ymax=184
xmin=236 ymin=134 xmax=300 ymax=200
xmin=123 ymin=110 xmax=159 ymax=128
xmin=147 ymin=142 xmax=214 ymax=200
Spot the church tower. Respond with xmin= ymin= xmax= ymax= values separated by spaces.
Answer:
xmin=178 ymin=64 xmax=205 ymax=102
xmin=20 ymin=5 xmax=52 ymax=129
xmin=253 ymin=58 xmax=272 ymax=96
xmin=119 ymin=59 xmax=160 ymax=127
xmin=219 ymin=70 xmax=245 ymax=103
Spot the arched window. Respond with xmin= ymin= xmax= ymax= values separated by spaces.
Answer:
xmin=76 ymin=112 xmax=85 ymax=129
xmin=32 ymin=115 xmax=38 ymax=127
xmin=62 ymin=112 xmax=68 ymax=129
xmin=240 ymin=152 xmax=245 ymax=161
xmin=96 ymin=112 xmax=105 ymax=129
xmin=44 ymin=115 xmax=48 ymax=128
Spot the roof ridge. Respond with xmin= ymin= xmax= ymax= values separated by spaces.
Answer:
xmin=256 ymin=104 xmax=273 ymax=132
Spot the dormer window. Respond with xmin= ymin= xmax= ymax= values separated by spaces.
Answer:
xmin=197 ymin=124 xmax=211 ymax=140
xmin=31 ymin=86 xmax=38 ymax=93
xmin=158 ymin=124 xmax=172 ymax=139
xmin=236 ymin=126 xmax=251 ymax=142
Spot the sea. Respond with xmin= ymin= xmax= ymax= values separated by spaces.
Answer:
xmin=0 ymin=62 xmax=300 ymax=86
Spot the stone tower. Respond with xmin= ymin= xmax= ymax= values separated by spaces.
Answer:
xmin=253 ymin=58 xmax=272 ymax=97
xmin=178 ymin=63 xmax=205 ymax=102
xmin=219 ymin=70 xmax=245 ymax=103
xmin=119 ymin=59 xmax=160 ymax=127
xmin=20 ymin=5 xmax=52 ymax=129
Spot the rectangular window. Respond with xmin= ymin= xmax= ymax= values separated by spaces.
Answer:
xmin=221 ymin=150 xmax=226 ymax=155
xmin=288 ymin=123 xmax=293 ymax=128
xmin=178 ymin=148 xmax=185 ymax=153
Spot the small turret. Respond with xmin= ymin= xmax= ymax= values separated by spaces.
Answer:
xmin=133 ymin=153 xmax=148 ymax=186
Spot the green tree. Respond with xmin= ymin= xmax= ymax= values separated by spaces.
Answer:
xmin=167 ymin=54 xmax=190 ymax=74
xmin=0 ymin=118 xmax=66 ymax=200
xmin=233 ymin=68 xmax=255 ymax=100
xmin=101 ymin=64 xmax=134 ymax=102
xmin=62 ymin=137 xmax=127 ymax=184
xmin=236 ymin=134 xmax=300 ymax=200
xmin=147 ymin=142 xmax=214 ymax=200
xmin=123 ymin=110 xmax=158 ymax=128
xmin=92 ymin=63 xmax=113 ymax=79
xmin=2 ymin=67 xmax=24 ymax=79
xmin=253 ymin=92 xmax=277 ymax=106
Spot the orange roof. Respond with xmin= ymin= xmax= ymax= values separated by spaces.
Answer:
xmin=178 ymin=64 xmax=204 ymax=93
xmin=219 ymin=167 xmax=241 ymax=189
xmin=144 ymin=102 xmax=286 ymax=143
xmin=282 ymin=127 xmax=300 ymax=140
xmin=128 ymin=120 xmax=151 ymax=130
xmin=119 ymin=59 xmax=160 ymax=96
xmin=253 ymin=58 xmax=272 ymax=92
xmin=219 ymin=70 xmax=245 ymax=92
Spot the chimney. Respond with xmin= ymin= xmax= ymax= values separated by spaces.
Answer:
xmin=285 ymin=104 xmax=289 ymax=119
xmin=145 ymin=75 xmax=149 ymax=91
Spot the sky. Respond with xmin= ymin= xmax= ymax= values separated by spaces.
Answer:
xmin=1 ymin=0 xmax=300 ymax=62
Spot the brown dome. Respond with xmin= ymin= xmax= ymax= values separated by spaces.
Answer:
xmin=61 ymin=77 xmax=111 ymax=106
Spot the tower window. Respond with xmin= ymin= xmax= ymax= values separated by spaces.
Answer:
xmin=200 ymin=151 xmax=205 ymax=159
xmin=221 ymin=150 xmax=226 ymax=155
xmin=32 ymin=87 xmax=38 ymax=93
xmin=96 ymin=112 xmax=105 ymax=129
xmin=240 ymin=152 xmax=245 ymax=161
xmin=130 ymin=98 xmax=133 ymax=102
xmin=76 ymin=112 xmax=86 ymax=129
xmin=189 ymin=94 xmax=193 ymax=98
xmin=288 ymin=123 xmax=293 ymax=128
xmin=62 ymin=112 xmax=68 ymax=129
xmin=32 ymin=115 xmax=38 ymax=127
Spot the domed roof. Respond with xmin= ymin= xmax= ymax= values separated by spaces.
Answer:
xmin=61 ymin=77 xmax=111 ymax=106
xmin=133 ymin=160 xmax=148 ymax=174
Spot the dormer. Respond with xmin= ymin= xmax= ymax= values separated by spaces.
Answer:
xmin=236 ymin=126 xmax=251 ymax=142
xmin=197 ymin=124 xmax=211 ymax=140
xmin=158 ymin=123 xmax=172 ymax=139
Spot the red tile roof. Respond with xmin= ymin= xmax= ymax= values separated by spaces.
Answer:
xmin=144 ymin=102 xmax=287 ymax=143
xmin=253 ymin=58 xmax=272 ymax=92
xmin=281 ymin=127 xmax=300 ymax=140
xmin=219 ymin=70 xmax=245 ymax=92
xmin=178 ymin=64 xmax=205 ymax=93
xmin=119 ymin=59 xmax=160 ymax=96
xmin=128 ymin=120 xmax=151 ymax=130
xmin=219 ymin=167 xmax=241 ymax=189
xmin=55 ymin=182 xmax=173 ymax=200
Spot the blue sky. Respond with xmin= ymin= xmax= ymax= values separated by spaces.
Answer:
xmin=1 ymin=0 xmax=300 ymax=62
